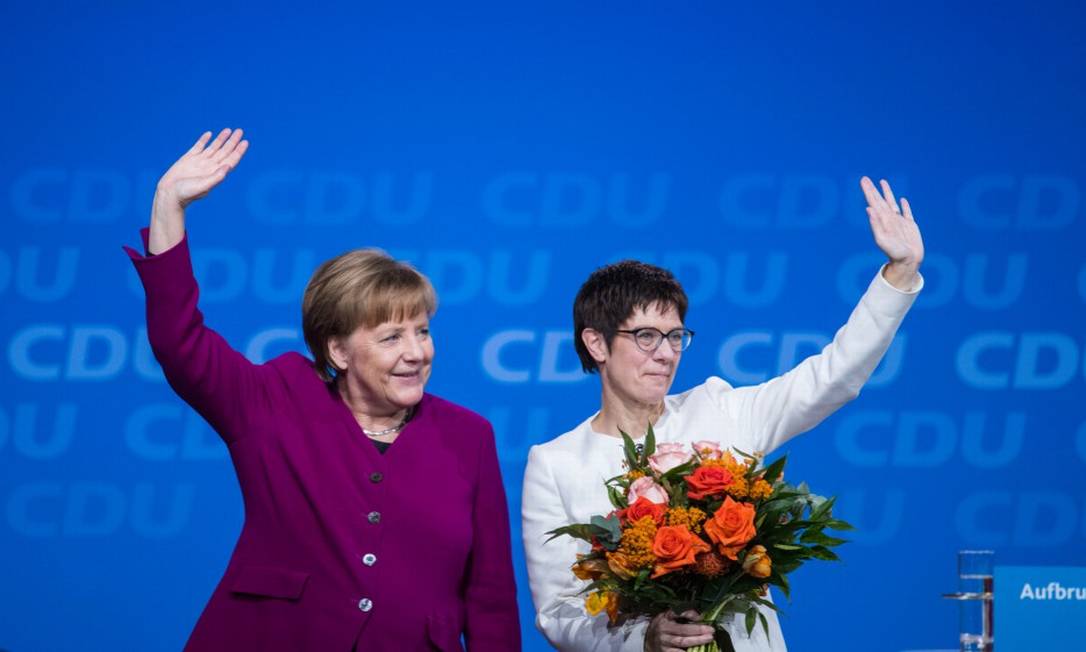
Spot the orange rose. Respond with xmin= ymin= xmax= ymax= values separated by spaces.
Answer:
xmin=621 ymin=496 xmax=668 ymax=526
xmin=686 ymin=465 xmax=734 ymax=500
xmin=650 ymin=525 xmax=711 ymax=578
xmin=704 ymin=496 xmax=757 ymax=560
xmin=742 ymin=544 xmax=772 ymax=578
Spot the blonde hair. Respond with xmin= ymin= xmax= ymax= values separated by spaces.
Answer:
xmin=302 ymin=248 xmax=437 ymax=381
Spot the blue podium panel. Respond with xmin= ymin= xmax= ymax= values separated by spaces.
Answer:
xmin=995 ymin=566 xmax=1086 ymax=652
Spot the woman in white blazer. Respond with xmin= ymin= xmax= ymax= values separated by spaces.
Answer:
xmin=521 ymin=178 xmax=926 ymax=652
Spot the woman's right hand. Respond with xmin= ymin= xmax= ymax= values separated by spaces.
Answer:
xmin=644 ymin=610 xmax=715 ymax=652
xmin=149 ymin=128 xmax=248 ymax=254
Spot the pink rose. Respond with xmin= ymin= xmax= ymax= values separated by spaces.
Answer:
xmin=692 ymin=440 xmax=724 ymax=460
xmin=627 ymin=476 xmax=669 ymax=505
xmin=648 ymin=442 xmax=693 ymax=474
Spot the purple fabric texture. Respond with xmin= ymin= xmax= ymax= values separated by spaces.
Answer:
xmin=125 ymin=231 xmax=520 ymax=651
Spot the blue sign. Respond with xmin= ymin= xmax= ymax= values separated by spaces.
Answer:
xmin=995 ymin=566 xmax=1086 ymax=651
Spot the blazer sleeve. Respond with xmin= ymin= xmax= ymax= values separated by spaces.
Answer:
xmin=522 ymin=445 xmax=649 ymax=652
xmin=124 ymin=229 xmax=267 ymax=442
xmin=463 ymin=423 xmax=521 ymax=651
xmin=710 ymin=265 xmax=923 ymax=455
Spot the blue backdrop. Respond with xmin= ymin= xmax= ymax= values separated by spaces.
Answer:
xmin=2 ymin=2 xmax=1084 ymax=651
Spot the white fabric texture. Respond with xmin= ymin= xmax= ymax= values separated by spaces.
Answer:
xmin=522 ymin=267 xmax=922 ymax=651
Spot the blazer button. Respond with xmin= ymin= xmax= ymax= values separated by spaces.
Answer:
xmin=362 ymin=553 xmax=377 ymax=566
xmin=367 ymin=511 xmax=381 ymax=524
xmin=369 ymin=472 xmax=383 ymax=483
xmin=357 ymin=597 xmax=373 ymax=612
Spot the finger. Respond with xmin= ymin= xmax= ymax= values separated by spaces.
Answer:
xmin=221 ymin=139 xmax=249 ymax=170
xmin=880 ymin=179 xmax=900 ymax=213
xmin=662 ymin=632 xmax=715 ymax=648
xmin=678 ymin=610 xmax=702 ymax=620
xmin=867 ymin=206 xmax=887 ymax=232
xmin=212 ymin=128 xmax=244 ymax=164
xmin=676 ymin=624 xmax=716 ymax=637
xmin=901 ymin=197 xmax=916 ymax=222
xmin=859 ymin=176 xmax=887 ymax=210
xmin=187 ymin=131 xmax=213 ymax=154
xmin=867 ymin=206 xmax=893 ymax=244
xmin=660 ymin=621 xmax=715 ymax=637
xmin=203 ymin=128 xmax=232 ymax=156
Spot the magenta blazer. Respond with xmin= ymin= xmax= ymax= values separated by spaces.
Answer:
xmin=125 ymin=231 xmax=520 ymax=651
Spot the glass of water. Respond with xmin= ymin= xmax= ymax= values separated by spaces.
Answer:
xmin=957 ymin=550 xmax=994 ymax=651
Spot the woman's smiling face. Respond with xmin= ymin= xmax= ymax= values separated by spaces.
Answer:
xmin=330 ymin=312 xmax=434 ymax=413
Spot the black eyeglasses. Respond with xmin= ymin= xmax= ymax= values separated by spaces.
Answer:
xmin=615 ymin=327 xmax=695 ymax=353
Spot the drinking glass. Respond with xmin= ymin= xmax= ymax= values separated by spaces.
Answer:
xmin=955 ymin=550 xmax=994 ymax=651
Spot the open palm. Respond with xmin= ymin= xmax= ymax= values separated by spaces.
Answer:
xmin=159 ymin=128 xmax=249 ymax=207
xmin=861 ymin=176 xmax=924 ymax=267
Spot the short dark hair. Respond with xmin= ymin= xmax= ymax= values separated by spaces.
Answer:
xmin=573 ymin=260 xmax=689 ymax=373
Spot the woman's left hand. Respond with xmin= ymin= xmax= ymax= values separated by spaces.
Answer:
xmin=860 ymin=176 xmax=924 ymax=290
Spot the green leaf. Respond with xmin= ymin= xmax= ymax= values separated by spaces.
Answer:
xmin=749 ymin=595 xmax=779 ymax=612
xmin=744 ymin=607 xmax=757 ymax=636
xmin=644 ymin=423 xmax=656 ymax=459
xmin=767 ymin=490 xmax=808 ymax=501
xmin=590 ymin=513 xmax=622 ymax=545
xmin=607 ymin=484 xmax=626 ymax=510
xmin=771 ymin=569 xmax=791 ymax=600
xmin=619 ymin=429 xmax=639 ymax=469
xmin=810 ymin=545 xmax=840 ymax=561
xmin=731 ymin=447 xmax=757 ymax=461
xmin=774 ymin=559 xmax=803 ymax=575
xmin=809 ymin=495 xmax=836 ymax=521
xmin=660 ymin=459 xmax=698 ymax=483
xmin=771 ymin=543 xmax=803 ymax=551
xmin=703 ymin=596 xmax=731 ymax=624
xmin=760 ymin=456 xmax=787 ymax=485
xmin=544 ymin=523 xmax=607 ymax=543
xmin=800 ymin=531 xmax=848 ymax=547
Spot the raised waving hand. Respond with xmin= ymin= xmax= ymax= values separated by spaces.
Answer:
xmin=149 ymin=129 xmax=249 ymax=254
xmin=860 ymin=176 xmax=924 ymax=290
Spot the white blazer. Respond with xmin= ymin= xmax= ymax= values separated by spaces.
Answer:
xmin=522 ymin=267 xmax=922 ymax=651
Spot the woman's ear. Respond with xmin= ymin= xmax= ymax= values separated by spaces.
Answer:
xmin=327 ymin=337 xmax=348 ymax=372
xmin=581 ymin=328 xmax=609 ymax=365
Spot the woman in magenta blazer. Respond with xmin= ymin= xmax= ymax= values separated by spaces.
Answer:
xmin=125 ymin=129 xmax=520 ymax=651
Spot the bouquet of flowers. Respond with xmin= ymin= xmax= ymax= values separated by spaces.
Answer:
xmin=547 ymin=427 xmax=853 ymax=652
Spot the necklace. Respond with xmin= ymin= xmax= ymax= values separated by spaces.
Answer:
xmin=361 ymin=408 xmax=412 ymax=438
